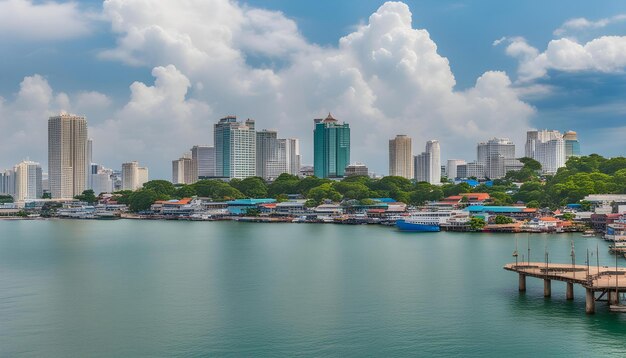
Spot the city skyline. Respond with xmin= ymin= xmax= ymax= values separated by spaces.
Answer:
xmin=1 ymin=1 xmax=626 ymax=178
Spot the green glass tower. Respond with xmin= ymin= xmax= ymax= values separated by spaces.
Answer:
xmin=313 ymin=113 xmax=350 ymax=178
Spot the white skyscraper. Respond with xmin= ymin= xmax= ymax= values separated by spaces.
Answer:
xmin=477 ymin=138 xmax=516 ymax=179
xmin=48 ymin=113 xmax=88 ymax=199
xmin=389 ymin=135 xmax=413 ymax=179
xmin=122 ymin=161 xmax=149 ymax=191
xmin=286 ymin=138 xmax=301 ymax=176
xmin=215 ymin=116 xmax=256 ymax=179
xmin=13 ymin=160 xmax=42 ymax=201
xmin=414 ymin=140 xmax=440 ymax=184
xmin=525 ymin=130 xmax=566 ymax=174
xmin=191 ymin=145 xmax=215 ymax=180
xmin=426 ymin=140 xmax=441 ymax=184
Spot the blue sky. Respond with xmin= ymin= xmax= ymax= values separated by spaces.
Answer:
xmin=1 ymin=0 xmax=625 ymax=178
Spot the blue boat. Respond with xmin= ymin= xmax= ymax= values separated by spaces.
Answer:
xmin=396 ymin=219 xmax=440 ymax=232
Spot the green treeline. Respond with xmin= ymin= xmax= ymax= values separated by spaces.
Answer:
xmin=110 ymin=155 xmax=626 ymax=212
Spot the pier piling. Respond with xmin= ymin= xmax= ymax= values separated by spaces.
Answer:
xmin=609 ymin=291 xmax=619 ymax=305
xmin=566 ymin=282 xmax=574 ymax=300
xmin=519 ymin=274 xmax=526 ymax=292
xmin=544 ymin=279 xmax=551 ymax=297
xmin=586 ymin=289 xmax=595 ymax=314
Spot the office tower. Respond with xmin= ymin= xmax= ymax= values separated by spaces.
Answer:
xmin=191 ymin=145 xmax=215 ymax=180
xmin=345 ymin=163 xmax=368 ymax=177
xmin=447 ymin=159 xmax=466 ymax=180
xmin=122 ymin=161 xmax=148 ymax=190
xmin=89 ymin=164 xmax=113 ymax=195
xmin=86 ymin=138 xmax=93 ymax=180
xmin=563 ymin=131 xmax=581 ymax=159
xmin=0 ymin=170 xmax=15 ymax=197
xmin=13 ymin=161 xmax=42 ymax=201
xmin=389 ymin=135 xmax=413 ymax=179
xmin=414 ymin=152 xmax=431 ymax=182
xmin=414 ymin=140 xmax=440 ymax=184
xmin=48 ymin=113 xmax=88 ymax=198
xmin=256 ymin=130 xmax=280 ymax=180
xmin=172 ymin=154 xmax=194 ymax=184
xmin=525 ymin=130 xmax=566 ymax=174
xmin=214 ymin=116 xmax=256 ymax=179
xmin=477 ymin=138 xmax=515 ymax=179
xmin=313 ymin=113 xmax=350 ymax=178
xmin=457 ymin=162 xmax=486 ymax=179
xmin=285 ymin=138 xmax=301 ymax=176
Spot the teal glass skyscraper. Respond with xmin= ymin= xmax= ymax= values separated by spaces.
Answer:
xmin=313 ymin=113 xmax=350 ymax=178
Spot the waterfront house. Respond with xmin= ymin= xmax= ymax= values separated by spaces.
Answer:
xmin=227 ymin=198 xmax=276 ymax=215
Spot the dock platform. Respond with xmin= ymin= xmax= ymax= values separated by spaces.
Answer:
xmin=504 ymin=262 xmax=626 ymax=314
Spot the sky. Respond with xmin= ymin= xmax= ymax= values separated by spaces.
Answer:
xmin=1 ymin=0 xmax=626 ymax=179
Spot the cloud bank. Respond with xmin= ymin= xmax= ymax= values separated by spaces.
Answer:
xmin=2 ymin=1 xmax=537 ymax=177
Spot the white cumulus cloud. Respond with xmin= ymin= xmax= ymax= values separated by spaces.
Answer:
xmin=554 ymin=14 xmax=626 ymax=36
xmin=0 ymin=0 xmax=91 ymax=41
xmin=506 ymin=36 xmax=626 ymax=82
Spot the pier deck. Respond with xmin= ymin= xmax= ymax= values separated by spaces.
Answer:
xmin=504 ymin=262 xmax=626 ymax=314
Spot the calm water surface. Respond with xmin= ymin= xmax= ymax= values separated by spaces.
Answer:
xmin=2 ymin=220 xmax=626 ymax=357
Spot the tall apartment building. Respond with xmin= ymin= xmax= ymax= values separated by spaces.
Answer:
xmin=389 ymin=135 xmax=413 ymax=179
xmin=214 ymin=116 xmax=256 ymax=179
xmin=563 ymin=130 xmax=581 ymax=159
xmin=191 ymin=145 xmax=215 ymax=180
xmin=48 ymin=113 xmax=88 ymax=198
xmin=313 ymin=113 xmax=350 ymax=178
xmin=414 ymin=140 xmax=441 ymax=184
xmin=122 ymin=161 xmax=148 ymax=190
xmin=525 ymin=130 xmax=566 ymax=174
xmin=172 ymin=154 xmax=194 ymax=185
xmin=477 ymin=138 xmax=515 ymax=179
xmin=13 ymin=160 xmax=42 ymax=201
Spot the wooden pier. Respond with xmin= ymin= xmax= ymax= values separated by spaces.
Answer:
xmin=504 ymin=262 xmax=626 ymax=314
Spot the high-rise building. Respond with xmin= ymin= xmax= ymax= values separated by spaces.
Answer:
xmin=214 ymin=116 xmax=256 ymax=179
xmin=426 ymin=140 xmax=441 ymax=184
xmin=389 ymin=135 xmax=413 ymax=179
xmin=457 ymin=162 xmax=486 ymax=179
xmin=48 ymin=113 xmax=88 ymax=199
xmin=122 ymin=161 xmax=148 ymax=190
xmin=345 ymin=163 xmax=368 ymax=177
xmin=256 ymin=130 xmax=280 ymax=180
xmin=313 ymin=113 xmax=350 ymax=178
xmin=285 ymin=138 xmax=301 ymax=176
xmin=414 ymin=152 xmax=431 ymax=182
xmin=446 ymin=159 xmax=466 ymax=180
xmin=13 ymin=161 xmax=42 ymax=201
xmin=414 ymin=140 xmax=440 ymax=184
xmin=477 ymin=138 xmax=515 ymax=179
xmin=86 ymin=138 xmax=93 ymax=181
xmin=191 ymin=145 xmax=215 ymax=180
xmin=563 ymin=130 xmax=581 ymax=159
xmin=0 ymin=169 xmax=15 ymax=197
xmin=172 ymin=154 xmax=194 ymax=184
xmin=89 ymin=164 xmax=113 ymax=195
xmin=256 ymin=131 xmax=301 ymax=180
xmin=525 ymin=130 xmax=566 ymax=174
